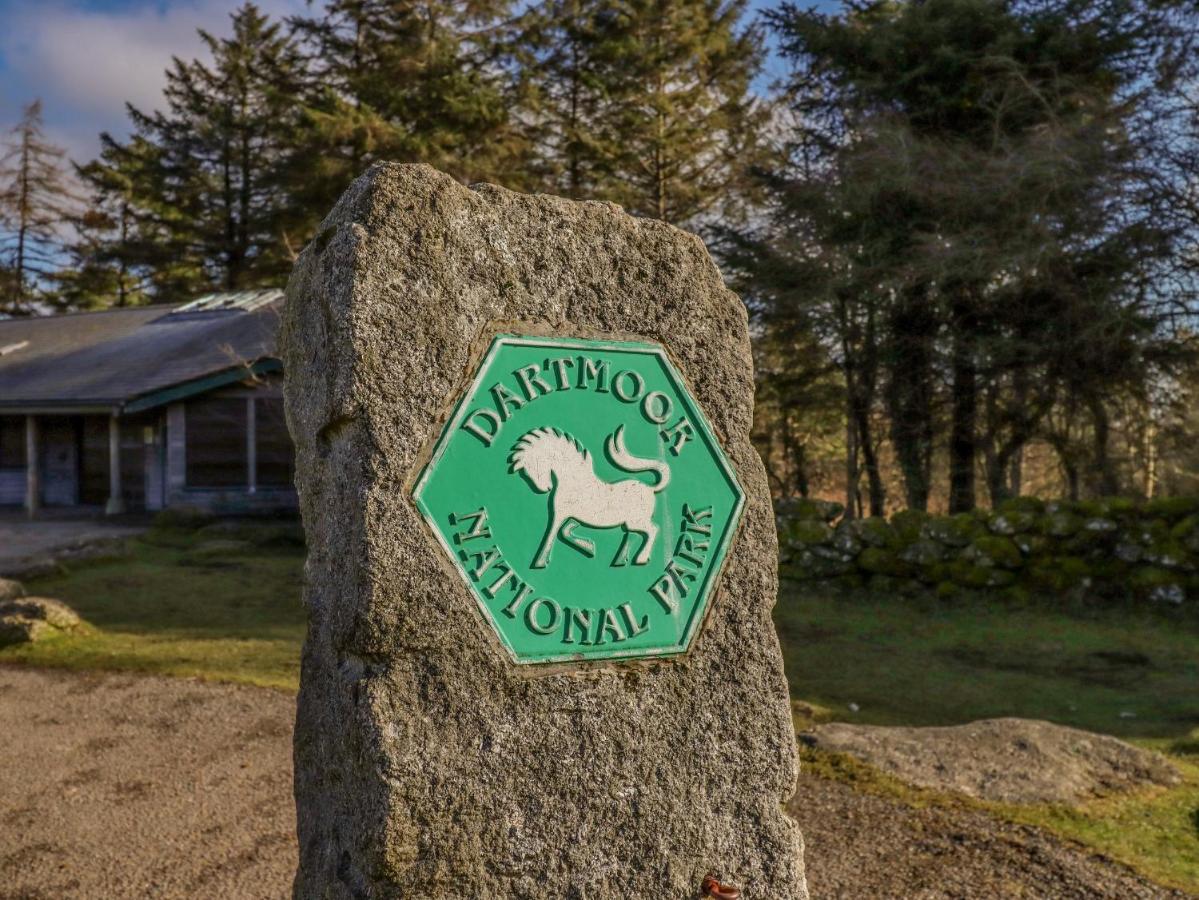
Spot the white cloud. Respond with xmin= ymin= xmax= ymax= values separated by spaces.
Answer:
xmin=2 ymin=0 xmax=306 ymax=163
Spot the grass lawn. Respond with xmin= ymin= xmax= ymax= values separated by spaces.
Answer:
xmin=0 ymin=528 xmax=306 ymax=690
xmin=775 ymin=585 xmax=1199 ymax=740
xmin=777 ymin=583 xmax=1199 ymax=893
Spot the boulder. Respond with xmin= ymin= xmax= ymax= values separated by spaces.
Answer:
xmin=282 ymin=163 xmax=805 ymax=898
xmin=800 ymin=717 xmax=1179 ymax=804
xmin=784 ymin=519 xmax=834 ymax=547
xmin=922 ymin=513 xmax=981 ymax=547
xmin=858 ymin=547 xmax=907 ymax=577
xmin=0 ymin=578 xmax=25 ymax=603
xmin=899 ymin=539 xmax=944 ymax=567
xmin=889 ymin=508 xmax=929 ymax=543
xmin=0 ymin=596 xmax=81 ymax=647
xmin=1145 ymin=495 xmax=1199 ymax=521
xmin=846 ymin=517 xmax=894 ymax=549
xmin=1043 ymin=510 xmax=1082 ymax=538
xmin=986 ymin=510 xmax=1037 ymax=535
xmin=962 ymin=536 xmax=1023 ymax=570
xmin=996 ymin=496 xmax=1045 ymax=516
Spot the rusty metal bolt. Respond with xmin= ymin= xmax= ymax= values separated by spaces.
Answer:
xmin=702 ymin=873 xmax=741 ymax=899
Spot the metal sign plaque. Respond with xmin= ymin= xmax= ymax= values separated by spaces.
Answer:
xmin=413 ymin=334 xmax=744 ymax=664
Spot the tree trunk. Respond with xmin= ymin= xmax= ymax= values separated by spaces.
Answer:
xmin=1144 ymin=415 xmax=1157 ymax=499
xmin=844 ymin=390 xmax=858 ymax=520
xmin=985 ymin=438 xmax=1027 ymax=507
xmin=948 ymin=304 xmax=978 ymax=513
xmin=781 ymin=411 xmax=809 ymax=498
xmin=885 ymin=286 xmax=935 ymax=511
xmin=13 ymin=127 xmax=31 ymax=313
xmin=1088 ymin=396 xmax=1120 ymax=496
xmin=793 ymin=441 xmax=809 ymax=498
xmin=856 ymin=406 xmax=885 ymax=516
xmin=1008 ymin=445 xmax=1023 ymax=497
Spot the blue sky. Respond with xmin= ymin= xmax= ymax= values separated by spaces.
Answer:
xmin=0 ymin=0 xmax=308 ymax=162
xmin=0 ymin=0 xmax=835 ymax=166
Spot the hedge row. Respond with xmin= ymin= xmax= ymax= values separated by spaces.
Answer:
xmin=776 ymin=495 xmax=1199 ymax=604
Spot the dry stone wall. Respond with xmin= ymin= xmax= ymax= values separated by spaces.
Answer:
xmin=780 ymin=496 xmax=1199 ymax=604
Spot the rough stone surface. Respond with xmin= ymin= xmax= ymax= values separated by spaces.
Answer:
xmin=282 ymin=163 xmax=805 ymax=899
xmin=0 ymin=595 xmax=81 ymax=646
xmin=0 ymin=614 xmax=48 ymax=646
xmin=0 ymin=577 xmax=25 ymax=602
xmin=801 ymin=717 xmax=1179 ymax=804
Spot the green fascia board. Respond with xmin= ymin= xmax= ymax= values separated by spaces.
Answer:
xmin=122 ymin=358 xmax=282 ymax=414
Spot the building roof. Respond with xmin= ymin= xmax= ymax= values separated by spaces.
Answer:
xmin=0 ymin=291 xmax=284 ymax=414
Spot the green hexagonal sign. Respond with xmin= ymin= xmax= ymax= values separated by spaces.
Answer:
xmin=413 ymin=334 xmax=744 ymax=664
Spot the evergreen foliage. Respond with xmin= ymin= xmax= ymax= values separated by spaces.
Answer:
xmin=77 ymin=3 xmax=307 ymax=301
xmin=2 ymin=0 xmax=1198 ymax=511
xmin=521 ymin=0 xmax=765 ymax=224
xmin=287 ymin=0 xmax=531 ymax=218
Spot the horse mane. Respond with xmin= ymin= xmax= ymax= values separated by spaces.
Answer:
xmin=508 ymin=428 xmax=590 ymax=493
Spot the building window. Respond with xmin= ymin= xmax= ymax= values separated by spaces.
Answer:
xmin=255 ymin=398 xmax=294 ymax=488
xmin=0 ymin=417 xmax=25 ymax=468
xmin=185 ymin=398 xmax=247 ymax=488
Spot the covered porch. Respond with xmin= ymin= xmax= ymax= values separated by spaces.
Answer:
xmin=0 ymin=410 xmax=162 ymax=518
xmin=0 ymin=376 xmax=295 ymax=518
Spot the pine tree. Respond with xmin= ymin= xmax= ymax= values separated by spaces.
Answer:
xmin=577 ymin=0 xmax=766 ymax=225
xmin=517 ymin=0 xmax=609 ymax=198
xmin=0 ymin=100 xmax=75 ymax=315
xmin=81 ymin=3 xmax=306 ymax=301
xmin=287 ymin=0 xmax=530 ymax=222
xmin=50 ymin=165 xmax=147 ymax=311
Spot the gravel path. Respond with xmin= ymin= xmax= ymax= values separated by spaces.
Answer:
xmin=0 ymin=665 xmax=1190 ymax=899
xmin=0 ymin=515 xmax=144 ymax=577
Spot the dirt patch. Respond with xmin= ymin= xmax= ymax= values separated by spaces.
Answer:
xmin=790 ymin=773 xmax=1195 ymax=899
xmin=801 ymin=717 xmax=1179 ymax=804
xmin=0 ymin=666 xmax=294 ymax=900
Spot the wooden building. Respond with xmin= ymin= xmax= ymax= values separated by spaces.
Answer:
xmin=0 ymin=291 xmax=295 ymax=516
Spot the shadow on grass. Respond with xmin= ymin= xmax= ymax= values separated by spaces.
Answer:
xmin=777 ymin=584 xmax=1199 ymax=742
xmin=22 ymin=536 xmax=306 ymax=642
xmin=1 ymin=531 xmax=308 ymax=690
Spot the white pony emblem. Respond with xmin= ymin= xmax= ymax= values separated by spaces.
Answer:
xmin=508 ymin=426 xmax=670 ymax=569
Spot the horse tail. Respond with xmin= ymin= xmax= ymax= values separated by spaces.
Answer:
xmin=605 ymin=426 xmax=670 ymax=493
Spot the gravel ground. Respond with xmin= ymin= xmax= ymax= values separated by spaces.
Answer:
xmin=0 ymin=666 xmax=294 ymax=900
xmin=0 ymin=665 xmax=1191 ymax=899
xmin=791 ymin=775 xmax=1195 ymax=899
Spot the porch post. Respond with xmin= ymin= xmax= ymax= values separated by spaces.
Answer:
xmin=105 ymin=414 xmax=125 ymax=515
xmin=24 ymin=415 xmax=39 ymax=519
xmin=246 ymin=397 xmax=257 ymax=494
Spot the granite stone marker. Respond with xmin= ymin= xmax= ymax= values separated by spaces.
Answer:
xmin=282 ymin=163 xmax=807 ymax=899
